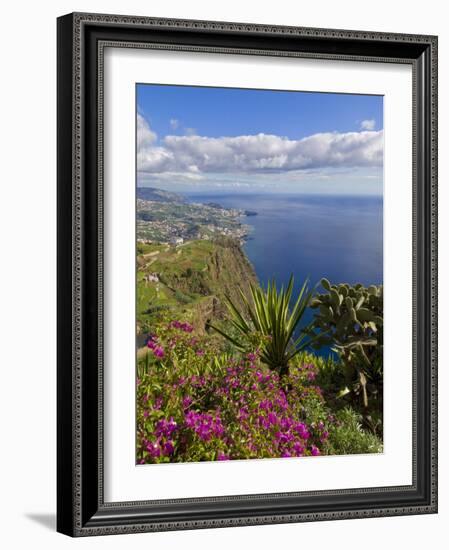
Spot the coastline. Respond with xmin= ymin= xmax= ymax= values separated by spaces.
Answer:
xmin=136 ymin=189 xmax=383 ymax=358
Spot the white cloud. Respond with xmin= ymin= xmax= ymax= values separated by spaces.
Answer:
xmin=169 ymin=118 xmax=179 ymax=130
xmin=360 ymin=119 xmax=376 ymax=130
xmin=137 ymin=116 xmax=383 ymax=177
xmin=137 ymin=113 xmax=157 ymax=149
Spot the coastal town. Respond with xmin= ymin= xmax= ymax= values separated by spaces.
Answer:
xmin=136 ymin=194 xmax=253 ymax=245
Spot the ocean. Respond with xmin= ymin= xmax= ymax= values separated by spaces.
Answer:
xmin=186 ymin=192 xmax=383 ymax=357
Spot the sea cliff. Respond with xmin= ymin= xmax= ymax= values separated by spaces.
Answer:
xmin=137 ymin=236 xmax=257 ymax=337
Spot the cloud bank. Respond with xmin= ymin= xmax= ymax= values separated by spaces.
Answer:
xmin=137 ymin=114 xmax=383 ymax=178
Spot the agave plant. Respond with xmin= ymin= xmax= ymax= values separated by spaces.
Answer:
xmin=209 ymin=276 xmax=315 ymax=377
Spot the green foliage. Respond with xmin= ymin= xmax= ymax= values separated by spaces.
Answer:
xmin=136 ymin=238 xmax=257 ymax=336
xmin=174 ymin=290 xmax=193 ymax=304
xmin=136 ymin=322 xmax=331 ymax=463
xmin=209 ymin=276 xmax=315 ymax=376
xmin=135 ymin=232 xmax=384 ymax=460
xmin=325 ymin=407 xmax=383 ymax=455
xmin=137 ymin=321 xmax=382 ymax=463
xmin=310 ymin=279 xmax=383 ymax=410
xmin=296 ymin=351 xmax=383 ymax=438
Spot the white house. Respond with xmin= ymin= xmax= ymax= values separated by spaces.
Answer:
xmin=170 ymin=237 xmax=184 ymax=245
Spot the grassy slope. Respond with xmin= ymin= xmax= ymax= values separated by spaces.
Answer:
xmin=137 ymin=238 xmax=257 ymax=335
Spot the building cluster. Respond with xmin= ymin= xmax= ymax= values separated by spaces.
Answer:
xmin=137 ymin=198 xmax=251 ymax=245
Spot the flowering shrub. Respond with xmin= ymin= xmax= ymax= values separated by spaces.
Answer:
xmin=136 ymin=320 xmax=338 ymax=464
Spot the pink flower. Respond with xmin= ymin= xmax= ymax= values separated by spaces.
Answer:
xmin=293 ymin=442 xmax=305 ymax=456
xmin=294 ymin=422 xmax=310 ymax=440
xmin=311 ymin=445 xmax=320 ymax=456
xmin=146 ymin=334 xmax=158 ymax=349
xmin=155 ymin=417 xmax=178 ymax=438
xmin=163 ymin=441 xmax=175 ymax=455
xmin=146 ymin=441 xmax=161 ymax=458
xmin=258 ymin=400 xmax=272 ymax=411
xmin=182 ymin=396 xmax=193 ymax=408
xmin=153 ymin=345 xmax=165 ymax=358
xmin=153 ymin=397 xmax=163 ymax=409
xmin=170 ymin=320 xmax=194 ymax=333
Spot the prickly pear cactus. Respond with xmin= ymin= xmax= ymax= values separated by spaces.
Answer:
xmin=310 ymin=279 xmax=383 ymax=408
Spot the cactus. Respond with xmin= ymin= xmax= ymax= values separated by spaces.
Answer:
xmin=310 ymin=279 xmax=383 ymax=409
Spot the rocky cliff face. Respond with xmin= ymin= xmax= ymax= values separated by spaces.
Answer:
xmin=206 ymin=237 xmax=257 ymax=307
xmin=161 ymin=237 xmax=257 ymax=331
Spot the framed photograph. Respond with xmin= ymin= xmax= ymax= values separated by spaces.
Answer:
xmin=57 ymin=12 xmax=438 ymax=536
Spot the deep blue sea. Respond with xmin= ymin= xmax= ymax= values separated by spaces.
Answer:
xmin=186 ymin=192 xmax=383 ymax=357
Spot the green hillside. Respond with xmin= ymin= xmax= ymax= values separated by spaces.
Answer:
xmin=137 ymin=237 xmax=257 ymax=339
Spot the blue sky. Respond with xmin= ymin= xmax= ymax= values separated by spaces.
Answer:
xmin=137 ymin=84 xmax=383 ymax=195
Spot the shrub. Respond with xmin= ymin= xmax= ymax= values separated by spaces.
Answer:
xmin=137 ymin=320 xmax=330 ymax=463
xmin=295 ymin=351 xmax=383 ymax=438
xmin=174 ymin=290 xmax=193 ymax=304
xmin=208 ymin=275 xmax=315 ymax=377
xmin=310 ymin=279 xmax=383 ymax=409
xmin=325 ymin=407 xmax=383 ymax=455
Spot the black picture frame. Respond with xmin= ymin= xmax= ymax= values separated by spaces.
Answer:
xmin=57 ymin=12 xmax=438 ymax=537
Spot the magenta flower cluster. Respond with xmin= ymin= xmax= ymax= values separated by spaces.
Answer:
xmin=169 ymin=320 xmax=194 ymax=333
xmin=137 ymin=321 xmax=330 ymax=464
xmin=185 ymin=410 xmax=225 ymax=441
xmin=146 ymin=335 xmax=165 ymax=358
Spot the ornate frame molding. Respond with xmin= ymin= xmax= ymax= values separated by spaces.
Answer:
xmin=57 ymin=12 xmax=438 ymax=537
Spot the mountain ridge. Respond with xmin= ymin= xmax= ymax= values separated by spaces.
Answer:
xmin=137 ymin=186 xmax=185 ymax=203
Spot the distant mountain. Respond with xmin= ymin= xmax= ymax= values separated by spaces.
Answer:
xmin=137 ymin=186 xmax=185 ymax=203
